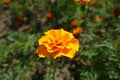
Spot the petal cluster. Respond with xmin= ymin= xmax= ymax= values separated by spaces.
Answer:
xmin=36 ymin=29 xmax=79 ymax=59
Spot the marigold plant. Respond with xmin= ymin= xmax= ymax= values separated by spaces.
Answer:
xmin=36 ymin=29 xmax=79 ymax=59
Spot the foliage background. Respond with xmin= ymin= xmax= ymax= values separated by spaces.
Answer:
xmin=0 ymin=0 xmax=120 ymax=80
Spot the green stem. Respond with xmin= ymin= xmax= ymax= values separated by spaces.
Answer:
xmin=52 ymin=59 xmax=58 ymax=80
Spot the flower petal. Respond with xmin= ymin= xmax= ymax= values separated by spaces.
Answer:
xmin=36 ymin=45 xmax=49 ymax=58
xmin=51 ymin=51 xmax=61 ymax=59
xmin=62 ymin=48 xmax=75 ymax=58
xmin=66 ymin=38 xmax=79 ymax=51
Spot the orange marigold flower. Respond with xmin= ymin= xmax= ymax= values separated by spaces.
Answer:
xmin=72 ymin=27 xmax=83 ymax=35
xmin=46 ymin=12 xmax=53 ymax=19
xmin=81 ymin=1 xmax=86 ymax=5
xmin=89 ymin=1 xmax=94 ymax=7
xmin=36 ymin=29 xmax=79 ymax=59
xmin=71 ymin=20 xmax=78 ymax=27
xmin=3 ymin=0 xmax=11 ymax=4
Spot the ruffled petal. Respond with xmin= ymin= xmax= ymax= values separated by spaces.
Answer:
xmin=51 ymin=51 xmax=63 ymax=59
xmin=66 ymin=38 xmax=79 ymax=52
xmin=36 ymin=45 xmax=49 ymax=58
xmin=62 ymin=48 xmax=75 ymax=58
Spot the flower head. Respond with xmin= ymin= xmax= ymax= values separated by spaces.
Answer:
xmin=36 ymin=29 xmax=79 ymax=59
xmin=46 ymin=12 xmax=53 ymax=19
xmin=71 ymin=20 xmax=78 ymax=27
xmin=72 ymin=27 xmax=83 ymax=35
xmin=89 ymin=1 xmax=94 ymax=7
xmin=3 ymin=0 xmax=11 ymax=4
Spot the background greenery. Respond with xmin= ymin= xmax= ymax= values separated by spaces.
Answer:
xmin=0 ymin=0 xmax=120 ymax=80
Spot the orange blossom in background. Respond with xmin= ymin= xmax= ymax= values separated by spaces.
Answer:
xmin=71 ymin=20 xmax=78 ymax=27
xmin=46 ymin=12 xmax=53 ymax=19
xmin=3 ymin=0 xmax=11 ymax=4
xmin=72 ymin=27 xmax=83 ymax=35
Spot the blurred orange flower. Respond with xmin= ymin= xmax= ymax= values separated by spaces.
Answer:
xmin=46 ymin=12 xmax=53 ymax=19
xmin=89 ymin=1 xmax=94 ymax=7
xmin=72 ymin=27 xmax=83 ymax=35
xmin=36 ymin=29 xmax=79 ymax=59
xmin=3 ymin=0 xmax=11 ymax=4
xmin=71 ymin=20 xmax=78 ymax=27
xmin=94 ymin=15 xmax=102 ymax=22
xmin=81 ymin=0 xmax=91 ymax=5
xmin=75 ymin=0 xmax=92 ymax=5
